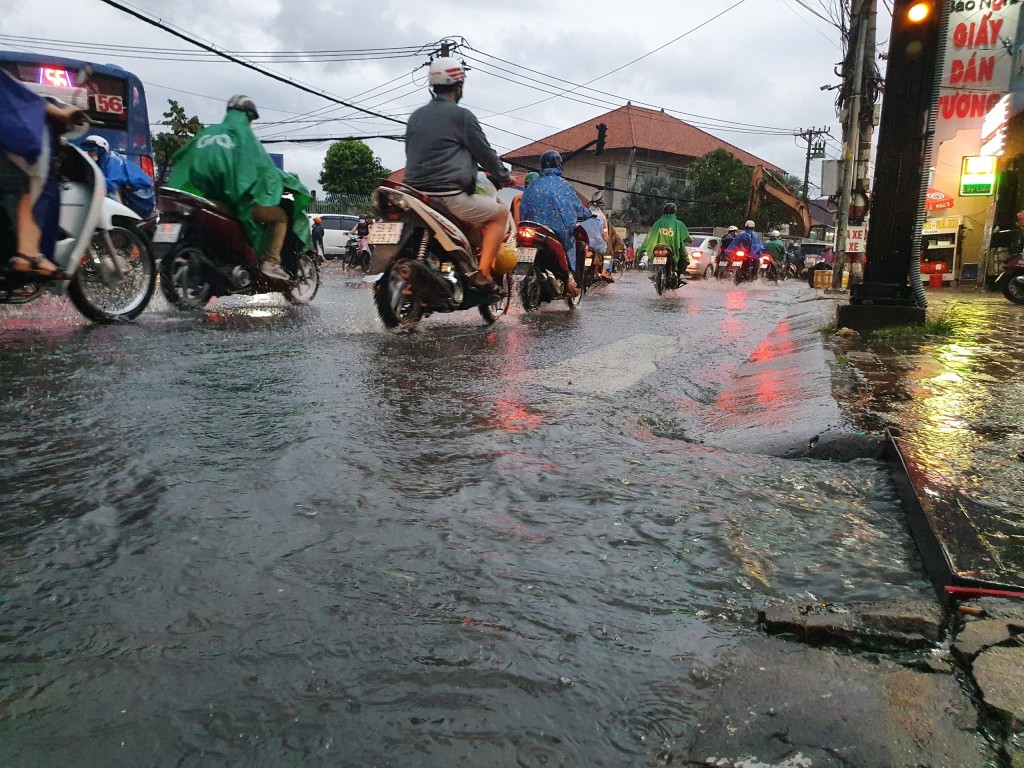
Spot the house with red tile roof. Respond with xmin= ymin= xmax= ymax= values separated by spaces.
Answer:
xmin=501 ymin=103 xmax=781 ymax=212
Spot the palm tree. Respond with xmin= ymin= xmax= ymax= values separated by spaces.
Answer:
xmin=621 ymin=175 xmax=689 ymax=233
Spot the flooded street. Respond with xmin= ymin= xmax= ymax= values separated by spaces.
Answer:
xmin=1 ymin=270 xmax=934 ymax=766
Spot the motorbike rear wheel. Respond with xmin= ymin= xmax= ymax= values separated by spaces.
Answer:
xmin=68 ymin=226 xmax=156 ymax=322
xmin=374 ymin=263 xmax=422 ymax=330
xmin=520 ymin=269 xmax=542 ymax=312
xmin=159 ymin=245 xmax=213 ymax=310
xmin=480 ymin=274 xmax=512 ymax=324
xmin=654 ymin=267 xmax=666 ymax=295
xmin=284 ymin=251 xmax=320 ymax=305
xmin=1003 ymin=274 xmax=1024 ymax=305
xmin=764 ymin=262 xmax=780 ymax=283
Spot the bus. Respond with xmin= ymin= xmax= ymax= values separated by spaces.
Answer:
xmin=0 ymin=50 xmax=154 ymax=179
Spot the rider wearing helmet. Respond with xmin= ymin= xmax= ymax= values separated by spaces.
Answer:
xmin=726 ymin=219 xmax=765 ymax=277
xmin=764 ymin=229 xmax=786 ymax=264
xmin=720 ymin=224 xmax=739 ymax=255
xmin=168 ymin=95 xmax=312 ymax=282
xmin=80 ymin=133 xmax=155 ymax=217
xmin=310 ymin=215 xmax=325 ymax=259
xmin=403 ymin=57 xmax=512 ymax=290
xmin=639 ymin=202 xmax=691 ymax=280
xmin=518 ymin=149 xmax=590 ymax=298
xmin=511 ymin=171 xmax=539 ymax=227
xmin=589 ymin=190 xmax=625 ymax=281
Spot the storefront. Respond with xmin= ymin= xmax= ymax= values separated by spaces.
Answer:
xmin=926 ymin=1 xmax=1021 ymax=285
xmin=975 ymin=21 xmax=1024 ymax=284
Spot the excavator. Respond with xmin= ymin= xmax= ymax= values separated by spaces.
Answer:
xmin=745 ymin=165 xmax=810 ymax=238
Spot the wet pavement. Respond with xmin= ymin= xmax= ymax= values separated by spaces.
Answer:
xmin=829 ymin=288 xmax=1024 ymax=592
xmin=0 ymin=269 xmax=1002 ymax=767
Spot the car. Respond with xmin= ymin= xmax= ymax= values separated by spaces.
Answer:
xmin=799 ymin=241 xmax=831 ymax=272
xmin=686 ymin=235 xmax=721 ymax=279
xmin=307 ymin=213 xmax=361 ymax=258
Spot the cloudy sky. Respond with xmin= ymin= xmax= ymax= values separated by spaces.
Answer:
xmin=3 ymin=0 xmax=876 ymax=195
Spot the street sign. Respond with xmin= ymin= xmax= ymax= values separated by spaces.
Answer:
xmin=959 ymin=155 xmax=996 ymax=196
xmin=846 ymin=225 xmax=867 ymax=253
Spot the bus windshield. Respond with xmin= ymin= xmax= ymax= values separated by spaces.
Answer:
xmin=0 ymin=51 xmax=154 ymax=178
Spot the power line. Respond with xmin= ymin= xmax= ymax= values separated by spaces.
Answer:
xmin=472 ymin=0 xmax=752 ymax=120
xmin=464 ymin=46 xmax=799 ymax=135
xmin=95 ymin=0 xmax=408 ymax=126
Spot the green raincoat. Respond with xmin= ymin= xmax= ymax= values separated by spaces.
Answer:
xmin=168 ymin=109 xmax=311 ymax=254
xmin=640 ymin=214 xmax=690 ymax=269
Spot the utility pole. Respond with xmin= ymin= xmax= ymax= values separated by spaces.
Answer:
xmin=836 ymin=0 xmax=944 ymax=332
xmin=832 ymin=0 xmax=871 ymax=290
xmin=798 ymin=127 xmax=829 ymax=203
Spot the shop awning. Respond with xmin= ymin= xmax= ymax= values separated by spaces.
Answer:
xmin=925 ymin=187 xmax=955 ymax=211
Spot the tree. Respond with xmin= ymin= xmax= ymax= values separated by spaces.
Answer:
xmin=318 ymin=141 xmax=391 ymax=196
xmin=152 ymin=99 xmax=203 ymax=186
xmin=621 ymin=175 xmax=689 ymax=232
xmin=681 ymin=149 xmax=751 ymax=228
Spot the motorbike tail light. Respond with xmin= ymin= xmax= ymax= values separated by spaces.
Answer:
xmin=517 ymin=226 xmax=537 ymax=244
xmin=653 ymin=245 xmax=669 ymax=256
xmin=736 ymin=250 xmax=746 ymax=257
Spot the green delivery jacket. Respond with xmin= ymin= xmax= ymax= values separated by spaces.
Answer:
xmin=640 ymin=214 xmax=690 ymax=268
xmin=168 ymin=110 xmax=311 ymax=254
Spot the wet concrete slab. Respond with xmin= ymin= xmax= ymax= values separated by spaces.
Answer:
xmin=827 ymin=290 xmax=1024 ymax=595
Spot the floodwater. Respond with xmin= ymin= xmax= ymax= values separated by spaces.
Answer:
xmin=0 ymin=270 xmax=931 ymax=766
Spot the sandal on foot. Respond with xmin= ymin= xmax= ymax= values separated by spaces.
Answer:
xmin=9 ymin=253 xmax=59 ymax=278
xmin=469 ymin=271 xmax=497 ymax=291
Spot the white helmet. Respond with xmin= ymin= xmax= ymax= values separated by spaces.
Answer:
xmin=727 ymin=225 xmax=738 ymax=232
xmin=84 ymin=134 xmax=109 ymax=153
xmin=744 ymin=219 xmax=756 ymax=228
xmin=770 ymin=230 xmax=781 ymax=238
xmin=428 ymin=57 xmax=466 ymax=87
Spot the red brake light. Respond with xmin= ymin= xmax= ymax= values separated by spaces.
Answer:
xmin=736 ymin=250 xmax=746 ymax=257
xmin=518 ymin=226 xmax=537 ymax=244
xmin=140 ymin=155 xmax=155 ymax=180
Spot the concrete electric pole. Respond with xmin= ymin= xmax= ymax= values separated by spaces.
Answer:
xmin=836 ymin=0 xmax=944 ymax=332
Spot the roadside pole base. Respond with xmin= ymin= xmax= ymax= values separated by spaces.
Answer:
xmin=836 ymin=302 xmax=925 ymax=334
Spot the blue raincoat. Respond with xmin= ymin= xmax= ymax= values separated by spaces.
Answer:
xmin=0 ymin=71 xmax=45 ymax=163
xmin=519 ymin=168 xmax=590 ymax=270
xmin=726 ymin=228 xmax=765 ymax=256
xmin=92 ymin=146 xmax=155 ymax=216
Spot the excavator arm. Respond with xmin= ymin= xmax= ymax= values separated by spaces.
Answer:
xmin=746 ymin=165 xmax=811 ymax=238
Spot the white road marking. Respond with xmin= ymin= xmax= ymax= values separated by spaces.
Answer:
xmin=520 ymin=335 xmax=681 ymax=396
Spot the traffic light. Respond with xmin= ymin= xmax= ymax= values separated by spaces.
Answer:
xmin=893 ymin=0 xmax=939 ymax=64
xmin=596 ymin=123 xmax=607 ymax=155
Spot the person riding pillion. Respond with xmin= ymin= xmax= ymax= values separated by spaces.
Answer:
xmin=639 ymin=203 xmax=691 ymax=277
xmin=403 ymin=57 xmax=512 ymax=291
xmin=519 ymin=150 xmax=589 ymax=298
xmin=168 ymin=95 xmax=312 ymax=282
xmin=80 ymin=134 xmax=155 ymax=218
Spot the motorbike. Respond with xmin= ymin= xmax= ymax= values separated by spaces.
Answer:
xmin=368 ymin=176 xmax=513 ymax=330
xmin=734 ymin=250 xmax=764 ymax=284
xmin=344 ymin=235 xmax=372 ymax=273
xmin=154 ymin=188 xmax=320 ymax=310
xmin=995 ymin=254 xmax=1024 ymax=304
xmin=0 ymin=107 xmax=157 ymax=323
xmin=650 ymin=244 xmax=687 ymax=295
xmin=515 ymin=221 xmax=586 ymax=311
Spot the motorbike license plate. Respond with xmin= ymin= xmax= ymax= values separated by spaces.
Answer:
xmin=517 ymin=247 xmax=537 ymax=263
xmin=652 ymin=256 xmax=668 ymax=265
xmin=585 ymin=257 xmax=593 ymax=267
xmin=152 ymin=223 xmax=182 ymax=243
xmin=367 ymin=222 xmax=403 ymax=245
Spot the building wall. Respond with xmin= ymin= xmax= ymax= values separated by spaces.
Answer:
xmin=507 ymin=148 xmax=696 ymax=213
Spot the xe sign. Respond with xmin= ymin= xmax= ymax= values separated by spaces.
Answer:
xmin=959 ymin=155 xmax=996 ymax=196
xmin=846 ymin=225 xmax=867 ymax=253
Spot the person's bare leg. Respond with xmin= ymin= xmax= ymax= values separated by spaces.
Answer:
xmin=477 ymin=209 xmax=506 ymax=280
xmin=10 ymin=193 xmax=57 ymax=275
